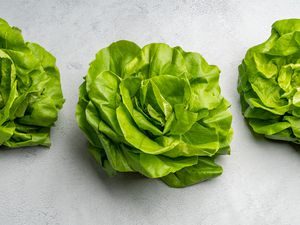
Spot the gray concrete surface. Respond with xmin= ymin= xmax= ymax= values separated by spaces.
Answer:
xmin=0 ymin=0 xmax=300 ymax=224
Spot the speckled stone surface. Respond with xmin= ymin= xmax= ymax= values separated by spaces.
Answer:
xmin=0 ymin=1 xmax=299 ymax=224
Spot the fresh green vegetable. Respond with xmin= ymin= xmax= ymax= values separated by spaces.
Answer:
xmin=76 ymin=40 xmax=233 ymax=187
xmin=0 ymin=18 xmax=64 ymax=148
xmin=238 ymin=19 xmax=300 ymax=143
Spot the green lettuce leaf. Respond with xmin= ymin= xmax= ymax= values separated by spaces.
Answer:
xmin=238 ymin=18 xmax=300 ymax=143
xmin=0 ymin=18 xmax=64 ymax=148
xmin=76 ymin=40 xmax=233 ymax=187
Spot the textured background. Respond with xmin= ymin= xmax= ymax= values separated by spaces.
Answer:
xmin=0 ymin=0 xmax=300 ymax=224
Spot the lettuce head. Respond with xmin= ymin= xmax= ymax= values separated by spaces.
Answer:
xmin=238 ymin=19 xmax=300 ymax=143
xmin=76 ymin=40 xmax=233 ymax=187
xmin=0 ymin=18 xmax=64 ymax=148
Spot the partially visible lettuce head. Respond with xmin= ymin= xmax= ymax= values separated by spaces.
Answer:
xmin=238 ymin=19 xmax=300 ymax=143
xmin=76 ymin=40 xmax=233 ymax=188
xmin=0 ymin=19 xmax=64 ymax=148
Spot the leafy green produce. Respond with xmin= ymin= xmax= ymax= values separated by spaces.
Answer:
xmin=0 ymin=18 xmax=64 ymax=148
xmin=76 ymin=40 xmax=233 ymax=187
xmin=238 ymin=19 xmax=300 ymax=143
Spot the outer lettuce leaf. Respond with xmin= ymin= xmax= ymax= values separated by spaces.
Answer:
xmin=0 ymin=18 xmax=64 ymax=148
xmin=76 ymin=40 xmax=233 ymax=188
xmin=160 ymin=157 xmax=223 ymax=188
xmin=238 ymin=18 xmax=300 ymax=143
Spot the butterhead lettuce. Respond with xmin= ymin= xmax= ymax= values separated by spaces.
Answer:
xmin=0 ymin=18 xmax=64 ymax=148
xmin=238 ymin=19 xmax=300 ymax=143
xmin=76 ymin=40 xmax=233 ymax=187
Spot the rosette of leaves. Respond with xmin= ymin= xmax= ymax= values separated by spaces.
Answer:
xmin=0 ymin=18 xmax=64 ymax=148
xmin=238 ymin=19 xmax=300 ymax=143
xmin=76 ymin=40 xmax=233 ymax=187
